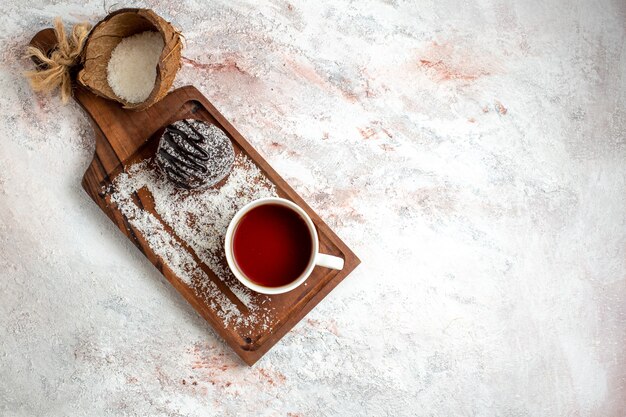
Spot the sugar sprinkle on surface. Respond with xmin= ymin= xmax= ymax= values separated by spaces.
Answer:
xmin=107 ymin=153 xmax=278 ymax=329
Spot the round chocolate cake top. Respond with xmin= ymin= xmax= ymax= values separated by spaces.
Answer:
xmin=156 ymin=119 xmax=235 ymax=189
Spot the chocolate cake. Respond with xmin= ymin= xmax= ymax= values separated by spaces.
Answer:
xmin=155 ymin=119 xmax=235 ymax=189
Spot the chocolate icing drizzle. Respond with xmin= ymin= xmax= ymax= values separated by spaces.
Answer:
xmin=156 ymin=119 xmax=235 ymax=189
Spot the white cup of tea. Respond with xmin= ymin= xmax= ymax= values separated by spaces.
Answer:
xmin=224 ymin=197 xmax=344 ymax=295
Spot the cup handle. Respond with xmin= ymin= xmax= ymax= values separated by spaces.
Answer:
xmin=316 ymin=253 xmax=344 ymax=270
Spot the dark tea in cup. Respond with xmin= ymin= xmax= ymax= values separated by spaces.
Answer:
xmin=225 ymin=197 xmax=344 ymax=294
xmin=232 ymin=204 xmax=313 ymax=287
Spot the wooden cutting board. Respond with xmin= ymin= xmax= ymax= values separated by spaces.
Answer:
xmin=30 ymin=29 xmax=360 ymax=365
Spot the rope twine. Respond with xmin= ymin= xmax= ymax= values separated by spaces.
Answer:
xmin=24 ymin=18 xmax=91 ymax=103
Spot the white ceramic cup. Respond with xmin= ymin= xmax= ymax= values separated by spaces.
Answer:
xmin=224 ymin=197 xmax=344 ymax=295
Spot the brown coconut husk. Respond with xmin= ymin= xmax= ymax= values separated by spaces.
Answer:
xmin=77 ymin=8 xmax=182 ymax=111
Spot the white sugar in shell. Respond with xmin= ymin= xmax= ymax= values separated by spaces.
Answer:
xmin=107 ymin=31 xmax=165 ymax=104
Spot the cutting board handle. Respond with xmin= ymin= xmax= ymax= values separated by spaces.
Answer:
xmin=28 ymin=28 xmax=204 ymax=166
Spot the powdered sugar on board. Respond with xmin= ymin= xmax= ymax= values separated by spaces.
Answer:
xmin=106 ymin=152 xmax=278 ymax=330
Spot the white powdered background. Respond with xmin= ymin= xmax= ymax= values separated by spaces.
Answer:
xmin=0 ymin=1 xmax=624 ymax=416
